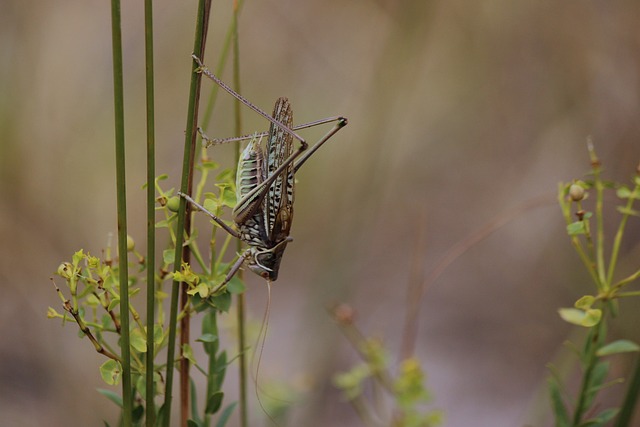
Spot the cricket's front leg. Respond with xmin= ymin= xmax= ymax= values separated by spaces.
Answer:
xmin=210 ymin=249 xmax=251 ymax=293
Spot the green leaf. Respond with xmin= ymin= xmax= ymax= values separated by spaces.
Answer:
xmin=203 ymin=197 xmax=220 ymax=213
xmin=575 ymin=295 xmax=595 ymax=310
xmin=202 ymin=311 xmax=219 ymax=355
xmin=99 ymin=360 xmax=122 ymax=385
xmin=187 ymin=420 xmax=201 ymax=427
xmin=201 ymin=160 xmax=220 ymax=170
xmin=596 ymin=340 xmax=640 ymax=357
xmin=217 ymin=186 xmax=237 ymax=208
xmin=163 ymin=249 xmax=175 ymax=265
xmin=154 ymin=324 xmax=164 ymax=347
xmin=210 ymin=291 xmax=231 ymax=312
xmin=616 ymin=206 xmax=640 ymax=217
xmin=97 ymin=388 xmax=123 ymax=408
xmin=130 ymin=328 xmax=147 ymax=353
xmin=584 ymin=361 xmax=609 ymax=409
xmin=226 ymin=276 xmax=245 ymax=294
xmin=567 ymin=221 xmax=587 ymax=235
xmin=558 ymin=308 xmax=601 ymax=327
xmin=189 ymin=378 xmax=202 ymax=425
xmin=132 ymin=404 xmax=144 ymax=423
xmin=182 ymin=343 xmax=197 ymax=365
xmin=616 ymin=186 xmax=632 ymax=199
xmin=548 ymin=376 xmax=570 ymax=427
xmin=205 ymin=391 xmax=224 ymax=414
xmin=135 ymin=375 xmax=146 ymax=400
xmin=579 ymin=407 xmax=619 ymax=426
xmin=156 ymin=403 xmax=167 ymax=427
xmin=107 ymin=297 xmax=120 ymax=312
xmin=216 ymin=168 xmax=235 ymax=184
xmin=196 ymin=333 xmax=218 ymax=343
xmin=214 ymin=402 xmax=238 ymax=427
xmin=213 ymin=351 xmax=228 ymax=388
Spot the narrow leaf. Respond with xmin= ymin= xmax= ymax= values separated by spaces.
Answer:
xmin=196 ymin=333 xmax=218 ymax=343
xmin=596 ymin=340 xmax=640 ymax=357
xmin=578 ymin=407 xmax=619 ymax=426
xmin=205 ymin=391 xmax=224 ymax=414
xmin=548 ymin=377 xmax=570 ymax=427
xmin=214 ymin=402 xmax=238 ymax=427
xmin=97 ymin=388 xmax=123 ymax=408
xmin=584 ymin=361 xmax=609 ymax=409
xmin=616 ymin=206 xmax=640 ymax=217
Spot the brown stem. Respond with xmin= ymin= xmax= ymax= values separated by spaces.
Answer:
xmin=62 ymin=299 xmax=120 ymax=362
xmin=179 ymin=3 xmax=212 ymax=425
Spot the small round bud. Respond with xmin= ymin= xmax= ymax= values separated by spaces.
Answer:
xmin=333 ymin=303 xmax=355 ymax=325
xmin=167 ymin=196 xmax=180 ymax=213
xmin=569 ymin=184 xmax=585 ymax=202
xmin=127 ymin=235 xmax=135 ymax=252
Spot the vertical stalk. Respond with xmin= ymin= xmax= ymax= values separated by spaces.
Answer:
xmin=587 ymin=143 xmax=607 ymax=289
xmin=200 ymin=0 xmax=246 ymax=130
xmin=230 ymin=2 xmax=248 ymax=426
xmin=109 ymin=0 xmax=132 ymax=424
xmin=163 ymin=1 xmax=212 ymax=426
xmin=572 ymin=318 xmax=606 ymax=424
xmin=143 ymin=0 xmax=156 ymax=424
xmin=607 ymin=176 xmax=640 ymax=285
xmin=614 ymin=355 xmax=640 ymax=427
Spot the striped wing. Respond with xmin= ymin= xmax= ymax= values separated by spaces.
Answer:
xmin=264 ymin=97 xmax=295 ymax=244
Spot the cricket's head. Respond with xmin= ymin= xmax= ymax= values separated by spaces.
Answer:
xmin=247 ymin=237 xmax=293 ymax=282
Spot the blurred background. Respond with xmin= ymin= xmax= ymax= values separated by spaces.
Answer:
xmin=2 ymin=0 xmax=640 ymax=426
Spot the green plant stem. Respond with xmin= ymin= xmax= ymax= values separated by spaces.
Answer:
xmin=558 ymin=184 xmax=600 ymax=287
xmin=607 ymin=181 xmax=640 ymax=285
xmin=109 ymin=0 xmax=132 ymax=424
xmin=588 ymin=144 xmax=607 ymax=289
xmin=203 ymin=310 xmax=220 ymax=427
xmin=143 ymin=0 xmax=156 ymax=422
xmin=572 ymin=317 xmax=606 ymax=425
xmin=230 ymin=3 xmax=248 ymax=426
xmin=163 ymin=1 xmax=211 ymax=426
xmin=614 ymin=355 xmax=640 ymax=427
xmin=199 ymin=0 xmax=246 ymax=131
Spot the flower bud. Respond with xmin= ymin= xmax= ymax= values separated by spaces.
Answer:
xmin=167 ymin=196 xmax=180 ymax=213
xmin=569 ymin=184 xmax=585 ymax=202
xmin=127 ymin=235 xmax=135 ymax=252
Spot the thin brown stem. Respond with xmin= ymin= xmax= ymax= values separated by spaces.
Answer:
xmin=58 ymin=292 xmax=120 ymax=361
